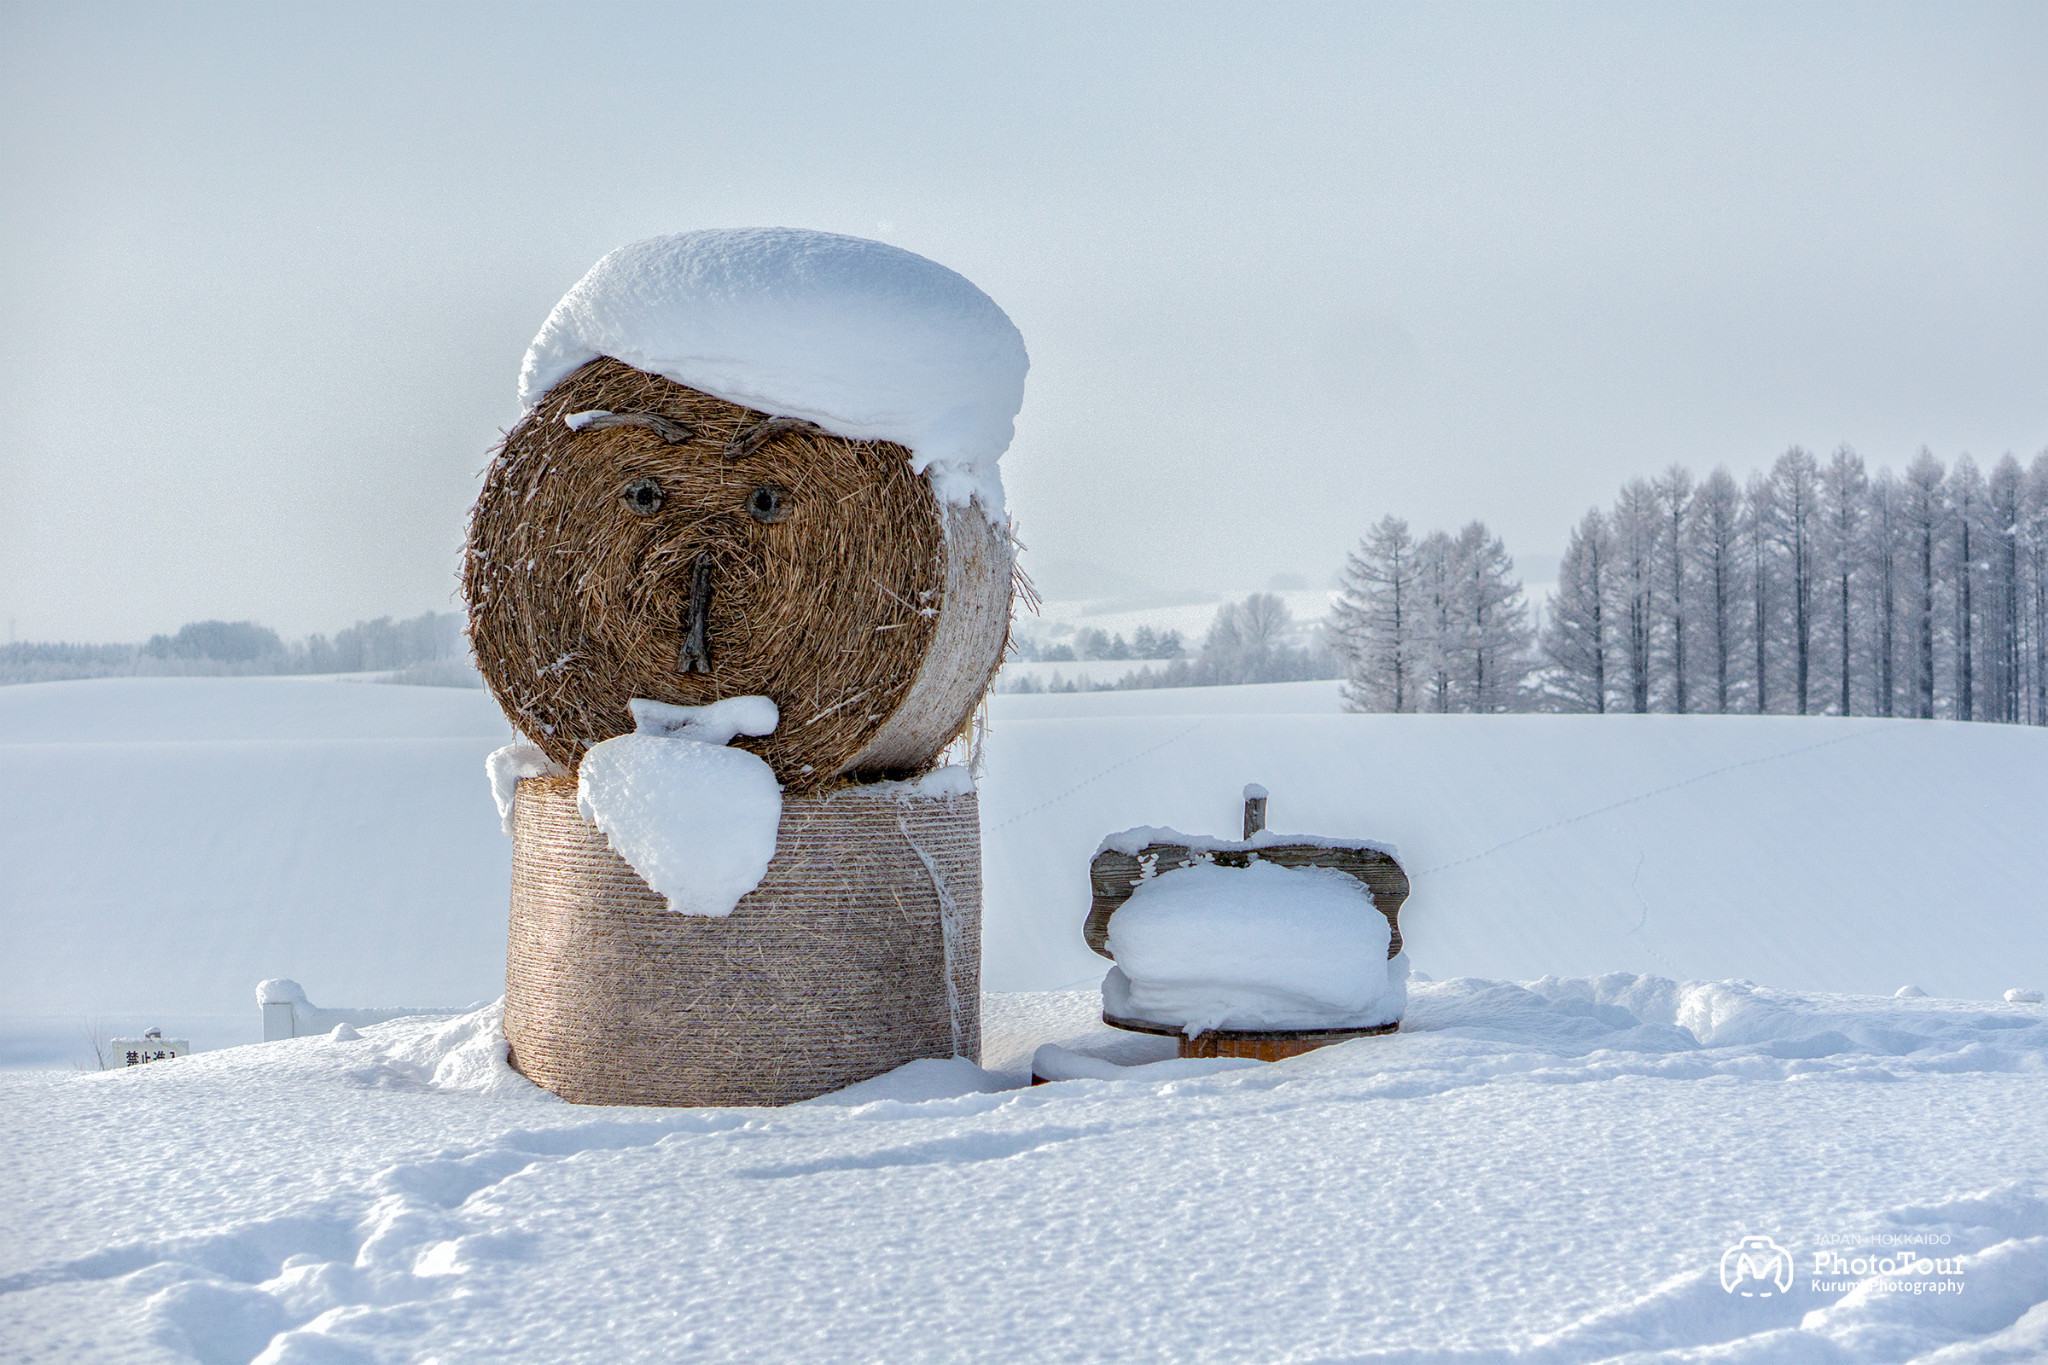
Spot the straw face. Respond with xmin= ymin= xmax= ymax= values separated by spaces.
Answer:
xmin=504 ymin=774 xmax=983 ymax=1107
xmin=465 ymin=357 xmax=1010 ymax=788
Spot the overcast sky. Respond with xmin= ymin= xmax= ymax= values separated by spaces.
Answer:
xmin=2 ymin=1 xmax=2042 ymax=641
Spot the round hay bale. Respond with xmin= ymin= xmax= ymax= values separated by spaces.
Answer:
xmin=463 ymin=356 xmax=1014 ymax=789
xmin=505 ymin=773 xmax=982 ymax=1106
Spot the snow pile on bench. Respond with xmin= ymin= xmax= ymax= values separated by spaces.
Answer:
xmin=1102 ymin=860 xmax=1408 ymax=1034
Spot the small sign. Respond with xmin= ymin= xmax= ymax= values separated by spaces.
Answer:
xmin=110 ymin=1036 xmax=190 ymax=1067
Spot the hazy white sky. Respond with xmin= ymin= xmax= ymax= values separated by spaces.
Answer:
xmin=3 ymin=1 xmax=2042 ymax=640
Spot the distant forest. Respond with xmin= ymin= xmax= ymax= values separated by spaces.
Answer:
xmin=1332 ymin=448 xmax=2048 ymax=724
xmin=1005 ymin=594 xmax=1340 ymax=693
xmin=0 ymin=612 xmax=477 ymax=687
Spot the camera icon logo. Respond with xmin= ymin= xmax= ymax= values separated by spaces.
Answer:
xmin=1720 ymin=1234 xmax=1795 ymax=1296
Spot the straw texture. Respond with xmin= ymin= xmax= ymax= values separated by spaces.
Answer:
xmin=504 ymin=774 xmax=983 ymax=1107
xmin=464 ymin=357 xmax=1013 ymax=790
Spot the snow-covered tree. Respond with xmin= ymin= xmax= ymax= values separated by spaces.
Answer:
xmin=1334 ymin=515 xmax=1532 ymax=713
xmin=1531 ymin=445 xmax=2045 ymax=729
xmin=1900 ymin=449 xmax=1946 ymax=719
xmin=1414 ymin=531 xmax=1460 ymax=712
xmin=1820 ymin=446 xmax=1868 ymax=715
xmin=1947 ymin=456 xmax=1987 ymax=722
xmin=1235 ymin=593 xmax=1293 ymax=658
xmin=2025 ymin=453 xmax=2048 ymax=724
xmin=1742 ymin=472 xmax=1777 ymax=713
xmin=1768 ymin=447 xmax=1822 ymax=715
xmin=1453 ymin=521 xmax=1535 ymax=712
xmin=1868 ymin=470 xmax=1902 ymax=718
xmin=1330 ymin=516 xmax=1421 ymax=712
xmin=1691 ymin=467 xmax=1743 ymax=713
xmin=1540 ymin=508 xmax=1614 ymax=712
xmin=1611 ymin=480 xmax=1661 ymax=714
xmin=1984 ymin=455 xmax=2025 ymax=724
xmin=1653 ymin=466 xmax=1694 ymax=712
xmin=1128 ymin=625 xmax=1184 ymax=660
xmin=1195 ymin=594 xmax=1330 ymax=686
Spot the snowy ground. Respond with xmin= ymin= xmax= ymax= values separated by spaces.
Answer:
xmin=5 ymin=984 xmax=2046 ymax=1363
xmin=5 ymin=676 xmax=2047 ymax=1360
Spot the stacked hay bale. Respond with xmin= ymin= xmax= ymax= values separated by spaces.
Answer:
xmin=465 ymin=229 xmax=1025 ymax=1106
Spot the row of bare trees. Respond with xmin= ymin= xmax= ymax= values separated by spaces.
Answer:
xmin=1541 ymin=448 xmax=2048 ymax=722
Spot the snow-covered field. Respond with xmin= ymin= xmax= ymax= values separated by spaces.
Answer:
xmin=7 ymin=986 xmax=2047 ymax=1362
xmin=0 ymin=678 xmax=516 ymax=1067
xmin=5 ymin=676 xmax=2047 ymax=1362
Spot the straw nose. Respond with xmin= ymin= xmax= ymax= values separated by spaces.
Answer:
xmin=679 ymin=554 xmax=713 ymax=673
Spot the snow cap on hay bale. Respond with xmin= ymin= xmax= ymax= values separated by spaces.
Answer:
xmin=465 ymin=229 xmax=1027 ymax=788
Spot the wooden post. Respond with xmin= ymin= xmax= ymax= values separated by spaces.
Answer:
xmin=1242 ymin=783 xmax=1268 ymax=839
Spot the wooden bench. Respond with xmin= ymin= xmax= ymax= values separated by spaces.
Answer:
xmin=1087 ymin=788 xmax=1411 ymax=1061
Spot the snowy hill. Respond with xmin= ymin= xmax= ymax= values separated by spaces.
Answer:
xmin=3 ymin=676 xmax=2044 ymax=1066
xmin=979 ymin=692 xmax=2048 ymax=1002
xmin=0 ymin=678 xmax=515 ymax=1065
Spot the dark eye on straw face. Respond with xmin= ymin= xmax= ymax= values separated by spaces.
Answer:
xmin=747 ymin=485 xmax=790 ymax=523
xmin=622 ymin=477 xmax=665 ymax=515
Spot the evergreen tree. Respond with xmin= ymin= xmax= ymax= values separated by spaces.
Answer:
xmin=1330 ymin=516 xmax=1420 ymax=712
xmin=1453 ymin=521 xmax=1535 ymax=712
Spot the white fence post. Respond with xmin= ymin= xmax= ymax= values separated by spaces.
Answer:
xmin=262 ymin=1000 xmax=298 ymax=1041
